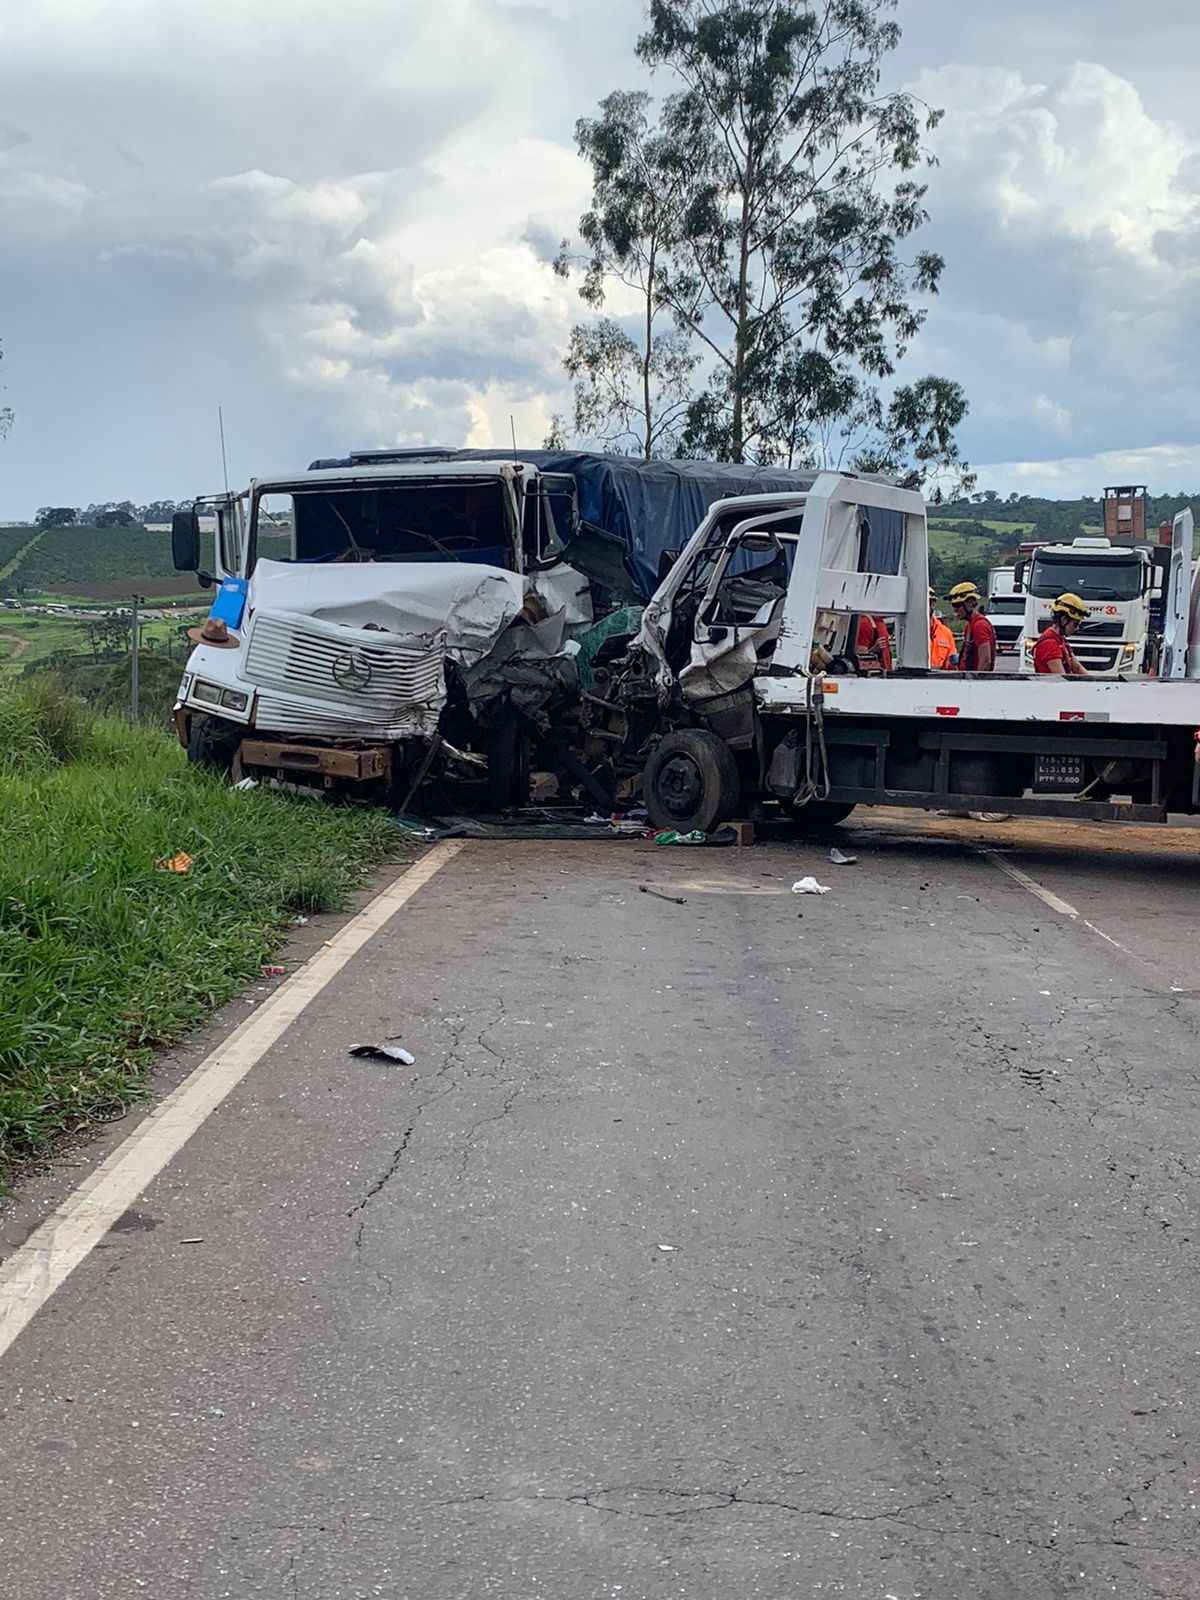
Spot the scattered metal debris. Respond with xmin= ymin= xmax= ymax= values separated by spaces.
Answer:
xmin=639 ymin=884 xmax=687 ymax=905
xmin=350 ymin=1044 xmax=416 ymax=1066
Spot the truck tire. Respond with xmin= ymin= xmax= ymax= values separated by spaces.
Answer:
xmin=785 ymin=800 xmax=857 ymax=831
xmin=484 ymin=718 xmax=531 ymax=810
xmin=644 ymin=728 xmax=740 ymax=834
xmin=187 ymin=713 xmax=237 ymax=775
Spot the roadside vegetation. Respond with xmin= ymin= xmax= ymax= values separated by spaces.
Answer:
xmin=0 ymin=678 xmax=399 ymax=1177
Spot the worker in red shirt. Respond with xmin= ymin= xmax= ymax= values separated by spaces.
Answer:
xmin=929 ymin=588 xmax=958 ymax=670
xmin=947 ymin=581 xmax=996 ymax=673
xmin=855 ymin=614 xmax=893 ymax=674
xmin=1033 ymin=592 xmax=1089 ymax=675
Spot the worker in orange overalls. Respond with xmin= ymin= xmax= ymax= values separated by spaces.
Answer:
xmin=928 ymin=587 xmax=957 ymax=671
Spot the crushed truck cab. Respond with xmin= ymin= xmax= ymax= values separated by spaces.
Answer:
xmin=173 ymin=459 xmax=587 ymax=802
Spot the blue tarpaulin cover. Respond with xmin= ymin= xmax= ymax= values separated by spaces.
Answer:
xmin=308 ymin=448 xmax=902 ymax=601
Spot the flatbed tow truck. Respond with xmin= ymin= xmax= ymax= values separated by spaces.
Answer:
xmin=585 ymin=473 xmax=1200 ymax=832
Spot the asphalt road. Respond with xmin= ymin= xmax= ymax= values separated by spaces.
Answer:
xmin=3 ymin=816 xmax=1200 ymax=1598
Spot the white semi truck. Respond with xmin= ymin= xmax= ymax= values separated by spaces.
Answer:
xmin=985 ymin=564 xmax=1024 ymax=674
xmin=1015 ymin=537 xmax=1169 ymax=677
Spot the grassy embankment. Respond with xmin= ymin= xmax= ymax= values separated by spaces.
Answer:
xmin=0 ymin=679 xmax=400 ymax=1177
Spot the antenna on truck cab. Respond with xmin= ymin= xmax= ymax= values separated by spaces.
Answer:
xmin=510 ymin=414 xmax=519 ymax=462
xmin=218 ymin=405 xmax=230 ymax=495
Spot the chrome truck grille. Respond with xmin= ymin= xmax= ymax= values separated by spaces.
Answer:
xmin=243 ymin=612 xmax=446 ymax=715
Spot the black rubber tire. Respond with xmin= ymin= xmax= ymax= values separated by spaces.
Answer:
xmin=187 ymin=713 xmax=237 ymax=774
xmin=484 ymin=717 xmax=531 ymax=810
xmin=785 ymin=800 xmax=857 ymax=831
xmin=643 ymin=728 xmax=740 ymax=834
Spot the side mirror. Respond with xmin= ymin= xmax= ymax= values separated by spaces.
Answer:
xmin=172 ymin=509 xmax=201 ymax=573
xmin=1013 ymin=558 xmax=1026 ymax=592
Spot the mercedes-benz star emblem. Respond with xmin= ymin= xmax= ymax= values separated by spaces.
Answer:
xmin=331 ymin=651 xmax=373 ymax=691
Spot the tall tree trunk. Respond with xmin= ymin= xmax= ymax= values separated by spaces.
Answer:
xmin=731 ymin=181 xmax=753 ymax=463
xmin=642 ymin=239 xmax=656 ymax=458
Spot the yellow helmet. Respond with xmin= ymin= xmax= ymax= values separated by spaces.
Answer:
xmin=928 ymin=586 xmax=938 ymax=601
xmin=947 ymin=581 xmax=981 ymax=605
xmin=1051 ymin=592 xmax=1088 ymax=622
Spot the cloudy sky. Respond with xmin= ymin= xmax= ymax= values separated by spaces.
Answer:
xmin=1 ymin=0 xmax=1198 ymax=515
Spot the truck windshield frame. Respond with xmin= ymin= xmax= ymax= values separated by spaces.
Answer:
xmin=1028 ymin=554 xmax=1143 ymax=602
xmin=246 ymin=476 xmax=519 ymax=575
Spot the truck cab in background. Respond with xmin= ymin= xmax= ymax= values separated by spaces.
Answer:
xmin=985 ymin=564 xmax=1024 ymax=673
xmin=1017 ymin=537 xmax=1167 ymax=676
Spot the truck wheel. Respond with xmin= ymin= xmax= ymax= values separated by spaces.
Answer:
xmin=643 ymin=729 xmax=740 ymax=834
xmin=785 ymin=800 xmax=857 ymax=831
xmin=484 ymin=718 xmax=531 ymax=810
xmin=187 ymin=713 xmax=237 ymax=775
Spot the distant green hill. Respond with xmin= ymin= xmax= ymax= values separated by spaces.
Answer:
xmin=926 ymin=491 xmax=1199 ymax=598
xmin=0 ymin=524 xmax=292 ymax=602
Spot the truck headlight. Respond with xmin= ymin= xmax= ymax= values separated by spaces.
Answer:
xmin=1122 ymin=642 xmax=1137 ymax=658
xmin=192 ymin=680 xmax=222 ymax=705
xmin=220 ymin=688 xmax=249 ymax=711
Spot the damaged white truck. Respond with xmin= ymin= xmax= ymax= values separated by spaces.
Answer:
xmin=168 ymin=448 xmax=827 ymax=807
xmin=173 ymin=454 xmax=1200 ymax=830
xmin=582 ymin=473 xmax=1200 ymax=831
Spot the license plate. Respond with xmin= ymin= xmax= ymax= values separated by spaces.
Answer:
xmin=1033 ymin=753 xmax=1085 ymax=791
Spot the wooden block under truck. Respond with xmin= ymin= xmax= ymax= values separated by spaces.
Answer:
xmin=586 ymin=473 xmax=1200 ymax=831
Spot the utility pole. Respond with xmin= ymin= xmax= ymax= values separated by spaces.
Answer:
xmin=130 ymin=594 xmax=145 ymax=721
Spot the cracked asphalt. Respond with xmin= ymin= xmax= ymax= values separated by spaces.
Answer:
xmin=3 ymin=818 xmax=1200 ymax=1598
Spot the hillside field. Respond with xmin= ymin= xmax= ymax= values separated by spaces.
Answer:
xmin=0 ymin=524 xmax=292 ymax=603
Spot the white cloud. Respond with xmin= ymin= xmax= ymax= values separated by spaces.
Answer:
xmin=3 ymin=0 xmax=1200 ymax=512
xmin=911 ymin=60 xmax=1200 ymax=480
xmin=979 ymin=443 xmax=1200 ymax=499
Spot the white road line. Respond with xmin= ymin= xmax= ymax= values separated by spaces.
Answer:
xmin=976 ymin=848 xmax=1080 ymax=918
xmin=0 ymin=839 xmax=464 ymax=1366
xmin=976 ymin=846 xmax=1133 ymax=958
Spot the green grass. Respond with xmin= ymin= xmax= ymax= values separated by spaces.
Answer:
xmin=0 ymin=681 xmax=400 ymax=1174
xmin=0 ymin=612 xmax=202 ymax=668
xmin=929 ymin=517 xmax=1037 ymax=536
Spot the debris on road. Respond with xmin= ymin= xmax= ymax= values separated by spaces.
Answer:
xmin=653 ymin=829 xmax=706 ymax=846
xmin=639 ymin=884 xmax=687 ymax=905
xmin=656 ymin=1243 xmax=679 ymax=1253
xmin=828 ymin=847 xmax=857 ymax=866
xmin=154 ymin=850 xmax=194 ymax=874
xmin=791 ymin=876 xmax=831 ymax=895
xmin=261 ymin=965 xmax=287 ymax=977
xmin=350 ymin=1043 xmax=417 ymax=1066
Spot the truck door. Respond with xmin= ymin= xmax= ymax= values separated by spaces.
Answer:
xmin=214 ymin=493 xmax=247 ymax=579
xmin=678 ymin=510 xmax=802 ymax=704
xmin=522 ymin=474 xmax=578 ymax=571
xmin=1162 ymin=509 xmax=1194 ymax=679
